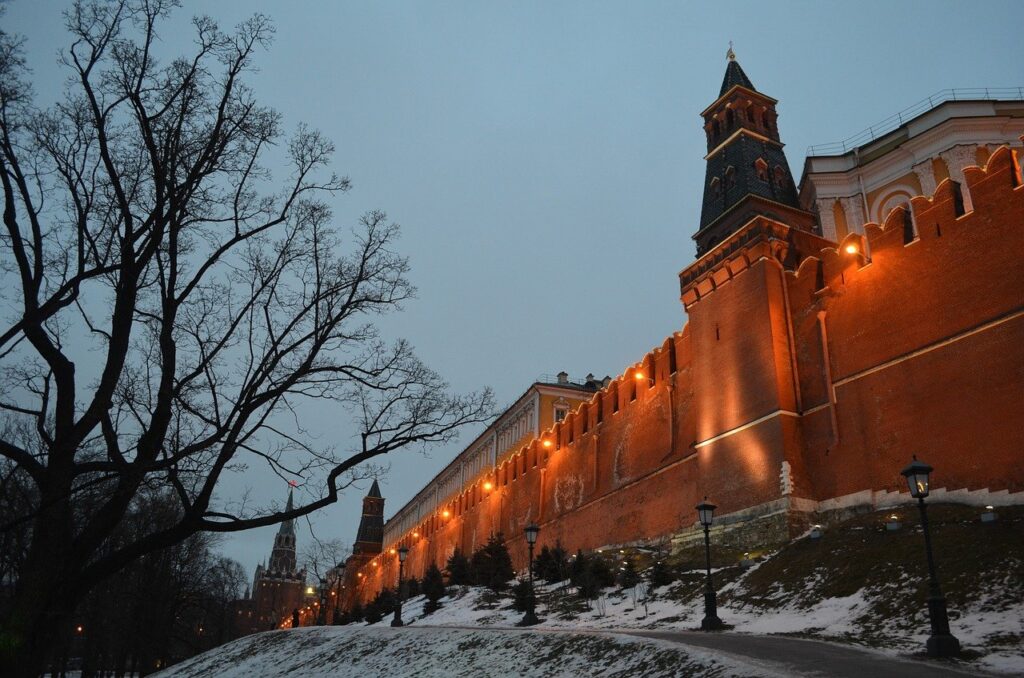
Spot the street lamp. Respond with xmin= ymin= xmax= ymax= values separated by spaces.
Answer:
xmin=391 ymin=546 xmax=409 ymax=627
xmin=317 ymin=577 xmax=328 ymax=625
xmin=518 ymin=523 xmax=541 ymax=626
xmin=696 ymin=498 xmax=724 ymax=631
xmin=332 ymin=562 xmax=345 ymax=624
xmin=900 ymin=457 xmax=960 ymax=657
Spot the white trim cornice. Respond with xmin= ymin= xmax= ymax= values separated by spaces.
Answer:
xmin=802 ymin=116 xmax=1024 ymax=201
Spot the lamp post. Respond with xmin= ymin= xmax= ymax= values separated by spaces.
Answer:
xmin=519 ymin=523 xmax=541 ymax=626
xmin=391 ymin=546 xmax=409 ymax=627
xmin=696 ymin=498 xmax=724 ymax=631
xmin=316 ymin=577 xmax=329 ymax=625
xmin=332 ymin=562 xmax=345 ymax=624
xmin=901 ymin=457 xmax=960 ymax=657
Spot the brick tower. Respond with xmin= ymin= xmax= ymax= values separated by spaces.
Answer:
xmin=352 ymin=479 xmax=385 ymax=556
xmin=338 ymin=480 xmax=386 ymax=611
xmin=247 ymin=489 xmax=307 ymax=631
xmin=269 ymin=489 xmax=298 ymax=571
xmin=695 ymin=46 xmax=815 ymax=255
xmin=679 ymin=51 xmax=834 ymax=542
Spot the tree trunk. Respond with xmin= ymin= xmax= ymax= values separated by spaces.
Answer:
xmin=1 ymin=488 xmax=79 ymax=678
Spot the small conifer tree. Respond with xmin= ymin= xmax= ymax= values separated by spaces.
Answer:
xmin=363 ymin=599 xmax=382 ymax=624
xmin=590 ymin=555 xmax=615 ymax=589
xmin=536 ymin=541 xmax=570 ymax=582
xmin=618 ymin=558 xmax=641 ymax=590
xmin=511 ymin=578 xmax=535 ymax=613
xmin=374 ymin=587 xmax=396 ymax=617
xmin=446 ymin=548 xmax=473 ymax=586
xmin=533 ymin=545 xmax=553 ymax=579
xmin=348 ymin=601 xmax=364 ymax=623
xmin=470 ymin=533 xmax=515 ymax=591
xmin=647 ymin=559 xmax=674 ymax=590
xmin=422 ymin=562 xmax=446 ymax=613
xmin=406 ymin=576 xmax=421 ymax=598
xmin=571 ymin=550 xmax=615 ymax=600
xmin=570 ymin=549 xmax=588 ymax=586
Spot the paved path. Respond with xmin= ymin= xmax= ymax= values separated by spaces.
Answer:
xmin=625 ymin=629 xmax=984 ymax=678
xmin=414 ymin=625 xmax=988 ymax=677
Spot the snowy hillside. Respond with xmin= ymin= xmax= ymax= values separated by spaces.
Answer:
xmin=159 ymin=504 xmax=1023 ymax=676
xmin=334 ymin=504 xmax=1024 ymax=676
xmin=339 ymin=568 xmax=1022 ymax=675
xmin=154 ymin=625 xmax=781 ymax=678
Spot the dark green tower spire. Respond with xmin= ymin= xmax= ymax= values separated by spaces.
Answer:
xmin=694 ymin=48 xmax=814 ymax=255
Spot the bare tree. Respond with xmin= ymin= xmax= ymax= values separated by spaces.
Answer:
xmin=0 ymin=2 xmax=493 ymax=674
xmin=300 ymin=532 xmax=348 ymax=585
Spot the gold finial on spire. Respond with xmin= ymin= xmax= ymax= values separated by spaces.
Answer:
xmin=727 ymin=41 xmax=736 ymax=62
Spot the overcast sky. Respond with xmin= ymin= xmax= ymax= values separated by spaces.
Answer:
xmin=7 ymin=0 xmax=1023 ymax=578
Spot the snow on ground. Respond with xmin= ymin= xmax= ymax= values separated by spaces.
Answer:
xmin=154 ymin=625 xmax=783 ymax=678
xmin=354 ymin=559 xmax=1023 ymax=675
xmin=158 ymin=539 xmax=1023 ymax=676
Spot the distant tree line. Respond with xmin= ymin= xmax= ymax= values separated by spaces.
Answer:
xmin=1 ymin=470 xmax=245 ymax=677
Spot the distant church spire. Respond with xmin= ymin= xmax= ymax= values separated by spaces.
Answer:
xmin=694 ymin=54 xmax=814 ymax=255
xmin=277 ymin=488 xmax=295 ymax=537
xmin=268 ymin=488 xmax=298 ymax=573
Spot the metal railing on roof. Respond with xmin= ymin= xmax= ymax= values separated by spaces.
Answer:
xmin=806 ymin=87 xmax=1024 ymax=157
xmin=535 ymin=373 xmax=600 ymax=388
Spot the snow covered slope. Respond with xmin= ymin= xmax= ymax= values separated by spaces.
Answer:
xmin=154 ymin=625 xmax=780 ymax=678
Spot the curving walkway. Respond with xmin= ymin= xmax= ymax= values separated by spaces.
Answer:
xmin=624 ymin=629 xmax=985 ymax=678
xmin=414 ymin=625 xmax=989 ymax=677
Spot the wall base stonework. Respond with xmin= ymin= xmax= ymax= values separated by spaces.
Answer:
xmin=669 ymin=497 xmax=817 ymax=556
xmin=667 ymin=485 xmax=1024 ymax=561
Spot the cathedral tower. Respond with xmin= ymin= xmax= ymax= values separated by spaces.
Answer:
xmin=352 ymin=479 xmax=384 ymax=556
xmin=268 ymin=489 xmax=298 ymax=573
xmin=695 ymin=48 xmax=814 ymax=255
xmin=246 ymin=488 xmax=308 ymax=632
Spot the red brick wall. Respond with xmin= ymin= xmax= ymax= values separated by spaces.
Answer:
xmin=350 ymin=147 xmax=1024 ymax=604
xmin=791 ymin=146 xmax=1024 ymax=501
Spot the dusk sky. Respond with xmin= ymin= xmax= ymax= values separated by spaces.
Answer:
xmin=7 ymin=0 xmax=1023 ymax=578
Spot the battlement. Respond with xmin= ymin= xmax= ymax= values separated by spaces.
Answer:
xmin=789 ymin=142 xmax=1023 ymax=294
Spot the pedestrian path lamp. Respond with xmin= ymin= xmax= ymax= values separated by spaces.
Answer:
xmin=696 ymin=498 xmax=724 ymax=631
xmin=332 ymin=562 xmax=345 ymax=624
xmin=391 ymin=546 xmax=409 ymax=627
xmin=901 ymin=457 xmax=960 ymax=657
xmin=519 ymin=523 xmax=541 ymax=626
xmin=317 ymin=577 xmax=328 ymax=625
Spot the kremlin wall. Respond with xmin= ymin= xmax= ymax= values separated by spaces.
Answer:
xmin=339 ymin=60 xmax=1024 ymax=608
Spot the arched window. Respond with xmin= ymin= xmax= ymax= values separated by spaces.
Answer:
xmin=711 ymin=119 xmax=720 ymax=139
xmin=725 ymin=166 xmax=736 ymax=189
xmin=709 ymin=176 xmax=721 ymax=196
xmin=773 ymin=166 xmax=787 ymax=188
xmin=746 ymin=104 xmax=755 ymax=126
xmin=762 ymin=111 xmax=771 ymax=132
xmin=726 ymin=108 xmax=735 ymax=129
